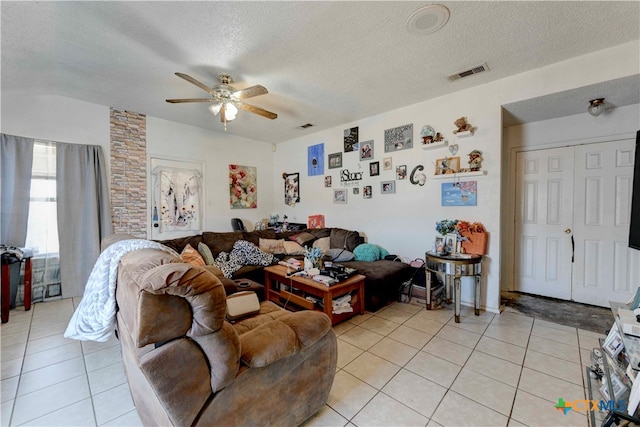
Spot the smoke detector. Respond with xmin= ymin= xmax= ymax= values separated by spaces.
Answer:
xmin=406 ymin=5 xmax=450 ymax=35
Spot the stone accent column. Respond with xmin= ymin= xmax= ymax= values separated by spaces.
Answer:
xmin=110 ymin=109 xmax=147 ymax=238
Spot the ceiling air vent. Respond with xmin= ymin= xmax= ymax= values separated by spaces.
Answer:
xmin=448 ymin=63 xmax=489 ymax=82
xmin=298 ymin=123 xmax=314 ymax=129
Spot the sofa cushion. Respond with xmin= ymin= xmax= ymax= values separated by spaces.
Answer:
xmin=181 ymin=243 xmax=206 ymax=266
xmin=259 ymin=238 xmax=286 ymax=254
xmin=283 ymin=241 xmax=306 ymax=255
xmin=328 ymin=248 xmax=355 ymax=262
xmin=198 ymin=242 xmax=215 ymax=265
xmin=312 ymin=237 xmax=330 ymax=253
xmin=242 ymin=229 xmax=277 ymax=246
xmin=353 ymin=243 xmax=389 ymax=262
xmin=239 ymin=320 xmax=299 ymax=368
xmin=203 ymin=231 xmax=244 ymax=255
xmin=158 ymin=235 xmax=203 ymax=254
xmin=330 ymin=228 xmax=362 ymax=251
xmin=289 ymin=232 xmax=317 ymax=247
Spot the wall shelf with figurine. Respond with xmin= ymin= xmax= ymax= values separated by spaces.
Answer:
xmin=421 ymin=140 xmax=449 ymax=150
xmin=432 ymin=170 xmax=487 ymax=179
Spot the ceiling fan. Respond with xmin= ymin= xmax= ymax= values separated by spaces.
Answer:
xmin=166 ymin=72 xmax=277 ymax=130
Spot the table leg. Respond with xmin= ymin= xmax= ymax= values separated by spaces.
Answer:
xmin=454 ymin=276 xmax=461 ymax=323
xmin=323 ymin=293 xmax=333 ymax=324
xmin=24 ymin=258 xmax=32 ymax=311
xmin=474 ymin=274 xmax=481 ymax=316
xmin=426 ymin=268 xmax=432 ymax=310
xmin=445 ymin=275 xmax=453 ymax=304
xmin=358 ymin=282 xmax=365 ymax=315
xmin=1 ymin=264 xmax=10 ymax=323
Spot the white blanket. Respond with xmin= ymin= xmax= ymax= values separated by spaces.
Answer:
xmin=64 ymin=239 xmax=179 ymax=342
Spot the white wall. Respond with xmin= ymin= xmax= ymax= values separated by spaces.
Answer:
xmin=273 ymin=40 xmax=640 ymax=314
xmin=146 ymin=117 xmax=275 ymax=237
xmin=1 ymin=94 xmax=111 ymax=171
xmin=0 ymin=94 xmax=276 ymax=239
xmin=274 ymin=82 xmax=503 ymax=312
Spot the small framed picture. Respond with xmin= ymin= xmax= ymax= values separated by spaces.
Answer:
xmin=333 ymin=188 xmax=348 ymax=204
xmin=445 ymin=233 xmax=457 ymax=253
xmin=360 ymin=140 xmax=374 ymax=161
xmin=353 ymin=187 xmax=360 ymax=195
xmin=328 ymin=152 xmax=342 ymax=169
xmin=381 ymin=180 xmax=395 ymax=194
xmin=383 ymin=157 xmax=393 ymax=170
xmin=435 ymin=156 xmax=460 ymax=175
xmin=434 ymin=235 xmax=445 ymax=253
xmin=324 ymin=176 xmax=332 ymax=187
xmin=370 ymin=161 xmax=380 ymax=176
xmin=396 ymin=165 xmax=407 ymax=180
xmin=363 ymin=185 xmax=372 ymax=199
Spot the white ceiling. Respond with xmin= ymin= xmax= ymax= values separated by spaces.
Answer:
xmin=2 ymin=1 xmax=639 ymax=144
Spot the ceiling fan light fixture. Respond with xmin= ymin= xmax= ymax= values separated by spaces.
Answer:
xmin=209 ymin=103 xmax=222 ymax=116
xmin=225 ymin=102 xmax=238 ymax=120
xmin=588 ymin=98 xmax=606 ymax=117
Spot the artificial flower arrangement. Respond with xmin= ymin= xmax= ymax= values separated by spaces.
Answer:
xmin=435 ymin=220 xmax=487 ymax=255
xmin=304 ymin=246 xmax=324 ymax=270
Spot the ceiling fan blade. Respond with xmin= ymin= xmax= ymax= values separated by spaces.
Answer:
xmin=166 ymin=98 xmax=212 ymax=103
xmin=175 ymin=72 xmax=213 ymax=94
xmin=234 ymin=85 xmax=268 ymax=99
xmin=238 ymin=102 xmax=278 ymax=120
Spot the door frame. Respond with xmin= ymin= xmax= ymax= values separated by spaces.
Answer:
xmin=502 ymin=132 xmax=636 ymax=296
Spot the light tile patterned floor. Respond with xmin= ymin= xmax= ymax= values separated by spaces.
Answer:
xmin=1 ymin=298 xmax=605 ymax=426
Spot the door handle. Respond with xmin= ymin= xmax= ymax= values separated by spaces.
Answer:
xmin=564 ymin=228 xmax=572 ymax=234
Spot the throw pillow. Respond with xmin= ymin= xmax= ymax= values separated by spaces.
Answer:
xmin=289 ymin=231 xmax=317 ymax=247
xmin=226 ymin=291 xmax=260 ymax=321
xmin=353 ymin=243 xmax=385 ymax=262
xmin=259 ymin=238 xmax=286 ymax=254
xmin=328 ymin=248 xmax=355 ymax=262
xmin=181 ymin=243 xmax=206 ymax=266
xmin=329 ymin=228 xmax=362 ymax=251
xmin=283 ymin=240 xmax=306 ymax=255
xmin=312 ymin=236 xmax=330 ymax=253
xmin=197 ymin=242 xmax=215 ymax=265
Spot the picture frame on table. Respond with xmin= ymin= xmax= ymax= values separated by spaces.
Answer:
xmin=445 ymin=233 xmax=457 ymax=253
xmin=434 ymin=235 xmax=445 ymax=253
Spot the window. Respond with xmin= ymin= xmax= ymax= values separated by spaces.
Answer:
xmin=25 ymin=141 xmax=59 ymax=255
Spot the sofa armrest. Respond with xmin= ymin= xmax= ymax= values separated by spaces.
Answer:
xmin=239 ymin=311 xmax=331 ymax=368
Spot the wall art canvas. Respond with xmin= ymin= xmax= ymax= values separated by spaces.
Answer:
xmin=229 ymin=164 xmax=258 ymax=209
xmin=328 ymin=152 xmax=342 ymax=169
xmin=441 ymin=180 xmax=477 ymax=206
xmin=360 ymin=140 xmax=374 ymax=161
xmin=384 ymin=124 xmax=413 ymax=152
xmin=308 ymin=214 xmax=325 ymax=229
xmin=151 ymin=158 xmax=203 ymax=235
xmin=284 ymin=172 xmax=300 ymax=206
xmin=308 ymin=143 xmax=325 ymax=176
xmin=344 ymin=127 xmax=359 ymax=152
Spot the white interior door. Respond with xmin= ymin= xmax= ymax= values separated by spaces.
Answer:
xmin=514 ymin=147 xmax=575 ymax=300
xmin=572 ymin=139 xmax=639 ymax=306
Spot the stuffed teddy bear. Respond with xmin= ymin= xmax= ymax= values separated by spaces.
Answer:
xmin=453 ymin=117 xmax=476 ymax=134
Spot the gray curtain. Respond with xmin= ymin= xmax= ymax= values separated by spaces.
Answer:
xmin=56 ymin=143 xmax=113 ymax=297
xmin=1 ymin=133 xmax=34 ymax=246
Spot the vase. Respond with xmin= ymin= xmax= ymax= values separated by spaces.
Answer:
xmin=304 ymin=257 xmax=314 ymax=271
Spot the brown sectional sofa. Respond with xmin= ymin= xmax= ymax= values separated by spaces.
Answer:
xmin=108 ymin=236 xmax=337 ymax=426
xmin=158 ymin=227 xmax=412 ymax=312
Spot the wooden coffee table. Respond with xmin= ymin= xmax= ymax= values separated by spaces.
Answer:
xmin=264 ymin=265 xmax=365 ymax=325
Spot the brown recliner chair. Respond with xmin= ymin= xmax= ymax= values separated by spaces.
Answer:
xmin=114 ymin=246 xmax=337 ymax=426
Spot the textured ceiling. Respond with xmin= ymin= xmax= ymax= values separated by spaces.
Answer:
xmin=2 ymin=1 xmax=639 ymax=143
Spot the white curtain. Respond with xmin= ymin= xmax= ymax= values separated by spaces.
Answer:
xmin=56 ymin=143 xmax=113 ymax=297
xmin=1 ymin=133 xmax=34 ymax=246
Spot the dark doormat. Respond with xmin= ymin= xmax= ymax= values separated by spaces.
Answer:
xmin=501 ymin=291 xmax=613 ymax=334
